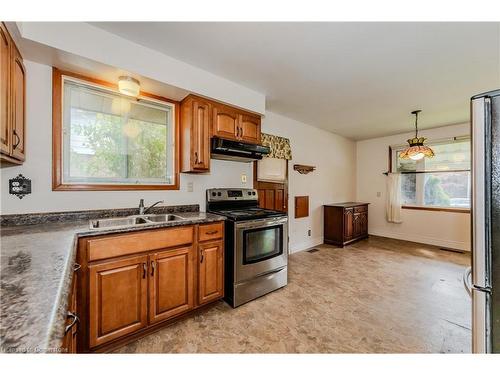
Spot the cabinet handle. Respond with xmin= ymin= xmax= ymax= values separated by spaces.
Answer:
xmin=194 ymin=151 xmax=198 ymax=164
xmin=73 ymin=263 xmax=81 ymax=272
xmin=65 ymin=311 xmax=79 ymax=334
xmin=200 ymin=250 xmax=204 ymax=263
xmin=205 ymin=230 xmax=218 ymax=235
xmin=150 ymin=260 xmax=155 ymax=276
xmin=12 ymin=130 xmax=20 ymax=150
xmin=142 ymin=263 xmax=147 ymax=279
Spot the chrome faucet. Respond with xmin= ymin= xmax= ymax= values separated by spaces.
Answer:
xmin=138 ymin=199 xmax=164 ymax=215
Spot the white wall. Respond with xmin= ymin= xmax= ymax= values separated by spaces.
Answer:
xmin=0 ymin=61 xmax=253 ymax=214
xmin=356 ymin=123 xmax=471 ymax=251
xmin=0 ymin=61 xmax=357 ymax=254
xmin=262 ymin=112 xmax=357 ymax=253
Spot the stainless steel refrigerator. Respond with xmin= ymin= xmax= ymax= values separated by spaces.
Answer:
xmin=466 ymin=89 xmax=500 ymax=353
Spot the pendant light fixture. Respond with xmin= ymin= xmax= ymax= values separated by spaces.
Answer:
xmin=399 ymin=110 xmax=435 ymax=161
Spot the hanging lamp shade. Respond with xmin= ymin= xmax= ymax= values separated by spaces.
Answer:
xmin=399 ymin=110 xmax=435 ymax=161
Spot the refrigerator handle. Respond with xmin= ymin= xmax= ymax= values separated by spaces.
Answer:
xmin=463 ymin=266 xmax=472 ymax=298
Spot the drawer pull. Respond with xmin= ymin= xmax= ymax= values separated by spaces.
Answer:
xmin=205 ymin=230 xmax=219 ymax=235
xmin=65 ymin=311 xmax=79 ymax=334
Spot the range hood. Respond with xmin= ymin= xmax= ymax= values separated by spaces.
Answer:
xmin=211 ymin=137 xmax=270 ymax=162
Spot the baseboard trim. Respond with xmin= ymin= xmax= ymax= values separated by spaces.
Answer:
xmin=290 ymin=236 xmax=323 ymax=254
xmin=369 ymin=228 xmax=470 ymax=251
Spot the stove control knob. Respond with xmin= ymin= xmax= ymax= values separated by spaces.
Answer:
xmin=248 ymin=192 xmax=252 ymax=195
xmin=211 ymin=192 xmax=216 ymax=197
xmin=217 ymin=192 xmax=222 ymax=196
xmin=252 ymin=192 xmax=256 ymax=195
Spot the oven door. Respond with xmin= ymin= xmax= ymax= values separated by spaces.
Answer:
xmin=234 ymin=216 xmax=288 ymax=283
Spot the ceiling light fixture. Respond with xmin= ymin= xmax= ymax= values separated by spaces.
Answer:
xmin=118 ymin=76 xmax=141 ymax=97
xmin=399 ymin=110 xmax=435 ymax=161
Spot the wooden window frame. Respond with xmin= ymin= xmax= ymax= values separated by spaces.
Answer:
xmin=52 ymin=68 xmax=180 ymax=191
xmin=388 ymin=145 xmax=471 ymax=214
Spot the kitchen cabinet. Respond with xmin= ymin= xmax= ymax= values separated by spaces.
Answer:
xmin=88 ymin=255 xmax=149 ymax=348
xmin=324 ymin=203 xmax=369 ymax=247
xmin=180 ymin=94 xmax=262 ymax=172
xmin=149 ymin=246 xmax=194 ymax=325
xmin=180 ymin=96 xmax=211 ymax=172
xmin=212 ymin=103 xmax=240 ymax=141
xmin=76 ymin=222 xmax=224 ymax=352
xmin=198 ymin=240 xmax=224 ymax=305
xmin=0 ymin=22 xmax=25 ymax=165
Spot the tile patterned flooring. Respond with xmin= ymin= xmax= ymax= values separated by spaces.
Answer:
xmin=114 ymin=236 xmax=471 ymax=353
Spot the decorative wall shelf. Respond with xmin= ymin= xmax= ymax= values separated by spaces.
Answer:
xmin=293 ymin=164 xmax=316 ymax=174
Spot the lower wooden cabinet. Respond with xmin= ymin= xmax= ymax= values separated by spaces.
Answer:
xmin=324 ymin=203 xmax=369 ymax=247
xmin=149 ymin=246 xmax=194 ymax=325
xmin=198 ymin=240 xmax=224 ymax=305
xmin=88 ymin=255 xmax=149 ymax=348
xmin=76 ymin=222 xmax=224 ymax=352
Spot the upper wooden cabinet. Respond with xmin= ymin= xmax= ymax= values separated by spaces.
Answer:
xmin=180 ymin=94 xmax=262 ymax=172
xmin=180 ymin=96 xmax=211 ymax=173
xmin=0 ymin=23 xmax=25 ymax=165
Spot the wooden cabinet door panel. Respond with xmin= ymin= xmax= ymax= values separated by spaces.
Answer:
xmin=212 ymin=104 xmax=239 ymax=140
xmin=192 ymin=99 xmax=210 ymax=170
xmin=0 ymin=24 xmax=10 ymax=155
xmin=89 ymin=255 xmax=148 ymax=348
xmin=344 ymin=209 xmax=353 ymax=240
xmin=11 ymin=47 xmax=25 ymax=161
xmin=239 ymin=114 xmax=261 ymax=144
xmin=149 ymin=246 xmax=194 ymax=325
xmin=198 ymin=241 xmax=223 ymax=305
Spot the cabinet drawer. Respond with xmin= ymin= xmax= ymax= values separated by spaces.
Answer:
xmin=198 ymin=222 xmax=224 ymax=242
xmin=87 ymin=226 xmax=194 ymax=261
xmin=354 ymin=205 xmax=368 ymax=213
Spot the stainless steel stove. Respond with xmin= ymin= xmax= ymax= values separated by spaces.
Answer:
xmin=207 ymin=188 xmax=288 ymax=307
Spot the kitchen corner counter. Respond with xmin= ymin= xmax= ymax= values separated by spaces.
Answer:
xmin=0 ymin=211 xmax=225 ymax=353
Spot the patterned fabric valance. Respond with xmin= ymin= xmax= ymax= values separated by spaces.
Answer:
xmin=261 ymin=133 xmax=292 ymax=160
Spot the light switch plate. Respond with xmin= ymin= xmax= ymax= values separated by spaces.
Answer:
xmin=376 ymin=191 xmax=381 ymax=197
xmin=187 ymin=182 xmax=194 ymax=192
xmin=241 ymin=174 xmax=247 ymax=183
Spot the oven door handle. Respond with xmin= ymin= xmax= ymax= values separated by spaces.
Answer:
xmin=235 ymin=217 xmax=288 ymax=229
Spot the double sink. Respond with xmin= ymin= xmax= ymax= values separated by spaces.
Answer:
xmin=90 ymin=214 xmax=186 ymax=230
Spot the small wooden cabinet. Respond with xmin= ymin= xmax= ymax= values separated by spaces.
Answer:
xmin=75 ymin=222 xmax=224 ymax=352
xmin=88 ymin=255 xmax=149 ymax=348
xmin=180 ymin=94 xmax=262 ymax=172
xmin=149 ymin=246 xmax=194 ymax=324
xmin=198 ymin=240 xmax=224 ymax=305
xmin=0 ymin=22 xmax=25 ymax=165
xmin=324 ymin=203 xmax=369 ymax=247
xmin=180 ymin=96 xmax=211 ymax=172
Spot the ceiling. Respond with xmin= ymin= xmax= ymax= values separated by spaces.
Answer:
xmin=92 ymin=22 xmax=500 ymax=140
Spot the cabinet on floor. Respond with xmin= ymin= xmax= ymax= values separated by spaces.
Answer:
xmin=324 ymin=203 xmax=369 ymax=247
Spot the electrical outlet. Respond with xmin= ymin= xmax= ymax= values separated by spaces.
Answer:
xmin=308 ymin=229 xmax=311 ymax=237
xmin=187 ymin=182 xmax=194 ymax=192
xmin=241 ymin=174 xmax=247 ymax=184
xmin=376 ymin=191 xmax=381 ymax=198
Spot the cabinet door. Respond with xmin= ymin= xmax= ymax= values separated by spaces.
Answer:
xmin=353 ymin=213 xmax=361 ymax=238
xmin=149 ymin=246 xmax=194 ymax=325
xmin=0 ymin=23 xmax=10 ymax=155
xmin=360 ymin=211 xmax=368 ymax=236
xmin=191 ymin=99 xmax=210 ymax=170
xmin=10 ymin=46 xmax=25 ymax=161
xmin=343 ymin=209 xmax=353 ymax=240
xmin=212 ymin=104 xmax=239 ymax=140
xmin=239 ymin=114 xmax=261 ymax=144
xmin=89 ymin=255 xmax=148 ymax=348
xmin=198 ymin=240 xmax=224 ymax=305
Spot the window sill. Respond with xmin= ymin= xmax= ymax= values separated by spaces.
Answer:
xmin=402 ymin=205 xmax=470 ymax=214
xmin=52 ymin=183 xmax=180 ymax=191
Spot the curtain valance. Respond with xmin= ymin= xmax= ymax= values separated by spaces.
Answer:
xmin=261 ymin=133 xmax=292 ymax=160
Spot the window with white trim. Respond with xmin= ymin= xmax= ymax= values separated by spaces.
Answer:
xmin=60 ymin=76 xmax=176 ymax=187
xmin=390 ymin=136 xmax=471 ymax=209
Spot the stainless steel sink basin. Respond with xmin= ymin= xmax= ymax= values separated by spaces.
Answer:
xmin=144 ymin=214 xmax=183 ymax=223
xmin=90 ymin=214 xmax=185 ymax=229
